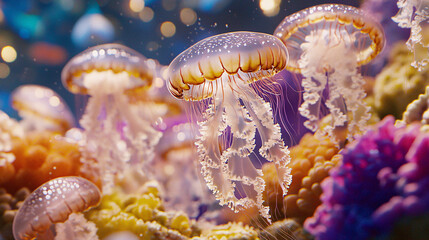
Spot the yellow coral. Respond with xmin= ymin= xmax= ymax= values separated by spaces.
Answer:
xmin=262 ymin=133 xmax=341 ymax=224
xmin=398 ymin=85 xmax=429 ymax=132
xmin=85 ymin=182 xmax=195 ymax=239
xmin=373 ymin=42 xmax=429 ymax=119
xmin=195 ymin=222 xmax=259 ymax=240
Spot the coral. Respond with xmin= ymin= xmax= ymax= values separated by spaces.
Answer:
xmin=305 ymin=116 xmax=429 ymax=240
xmin=398 ymin=85 xmax=429 ymax=131
xmin=262 ymin=133 xmax=341 ymax=223
xmin=0 ymin=187 xmax=29 ymax=240
xmin=259 ymin=218 xmax=313 ymax=240
xmin=55 ymin=213 xmax=99 ymax=240
xmin=86 ymin=179 xmax=262 ymax=240
xmin=193 ymin=222 xmax=259 ymax=240
xmin=85 ymin=181 xmax=198 ymax=239
xmin=0 ymin=130 xmax=95 ymax=194
xmin=373 ymin=42 xmax=429 ymax=119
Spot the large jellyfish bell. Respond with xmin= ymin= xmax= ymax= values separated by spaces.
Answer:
xmin=61 ymin=43 xmax=161 ymax=191
xmin=167 ymin=31 xmax=292 ymax=222
xmin=274 ymin=4 xmax=385 ymax=142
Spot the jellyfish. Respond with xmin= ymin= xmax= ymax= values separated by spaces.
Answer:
xmin=392 ymin=0 xmax=429 ymax=71
xmin=167 ymin=31 xmax=292 ymax=221
xmin=11 ymin=84 xmax=75 ymax=133
xmin=13 ymin=176 xmax=101 ymax=240
xmin=274 ymin=4 xmax=385 ymax=142
xmin=61 ymin=43 xmax=161 ymax=191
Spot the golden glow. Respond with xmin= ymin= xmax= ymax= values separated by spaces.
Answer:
xmin=49 ymin=96 xmax=61 ymax=107
xmin=139 ymin=7 xmax=154 ymax=22
xmin=1 ymin=46 xmax=17 ymax=63
xmin=129 ymin=0 xmax=145 ymax=12
xmin=260 ymin=0 xmax=281 ymax=17
xmin=146 ymin=41 xmax=159 ymax=51
xmin=160 ymin=21 xmax=176 ymax=38
xmin=0 ymin=63 xmax=9 ymax=79
xmin=180 ymin=8 xmax=197 ymax=26
xmin=154 ymin=77 xmax=164 ymax=88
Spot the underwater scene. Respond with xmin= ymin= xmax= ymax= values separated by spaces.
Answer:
xmin=1 ymin=0 xmax=429 ymax=239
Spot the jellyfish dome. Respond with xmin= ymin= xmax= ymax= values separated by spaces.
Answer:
xmin=167 ymin=31 xmax=292 ymax=222
xmin=274 ymin=4 xmax=385 ymax=142
xmin=13 ymin=176 xmax=100 ymax=240
xmin=71 ymin=13 xmax=115 ymax=48
xmin=11 ymin=84 xmax=75 ymax=133
xmin=392 ymin=0 xmax=429 ymax=71
xmin=61 ymin=43 xmax=161 ymax=192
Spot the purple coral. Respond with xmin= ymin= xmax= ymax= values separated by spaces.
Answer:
xmin=305 ymin=116 xmax=429 ymax=239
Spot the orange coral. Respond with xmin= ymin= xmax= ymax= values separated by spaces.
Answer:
xmin=0 ymin=131 xmax=98 ymax=194
xmin=262 ymin=133 xmax=341 ymax=223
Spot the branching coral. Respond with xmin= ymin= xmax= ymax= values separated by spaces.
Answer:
xmin=399 ymin=85 xmax=429 ymax=130
xmin=0 ymin=130 xmax=96 ymax=194
xmin=262 ymin=133 xmax=341 ymax=223
xmin=193 ymin=222 xmax=259 ymax=240
xmin=86 ymin=179 xmax=263 ymax=240
xmin=85 ymin=181 xmax=198 ymax=239
xmin=305 ymin=116 xmax=429 ymax=239
xmin=373 ymin=42 xmax=429 ymax=119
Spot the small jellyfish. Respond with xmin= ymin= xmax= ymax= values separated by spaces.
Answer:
xmin=61 ymin=43 xmax=161 ymax=191
xmin=392 ymin=0 xmax=429 ymax=71
xmin=13 ymin=176 xmax=101 ymax=240
xmin=274 ymin=4 xmax=385 ymax=141
xmin=11 ymin=84 xmax=75 ymax=133
xmin=167 ymin=31 xmax=292 ymax=221
xmin=71 ymin=13 xmax=115 ymax=48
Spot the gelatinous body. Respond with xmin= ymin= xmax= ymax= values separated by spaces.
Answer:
xmin=392 ymin=0 xmax=429 ymax=71
xmin=61 ymin=43 xmax=161 ymax=191
xmin=13 ymin=176 xmax=101 ymax=240
xmin=167 ymin=31 xmax=292 ymax=221
xmin=274 ymin=4 xmax=385 ymax=141
xmin=11 ymin=85 xmax=75 ymax=133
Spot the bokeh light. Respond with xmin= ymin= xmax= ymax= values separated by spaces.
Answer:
xmin=1 ymin=46 xmax=17 ymax=63
xmin=0 ymin=63 xmax=10 ymax=79
xmin=29 ymin=42 xmax=67 ymax=65
xmin=146 ymin=41 xmax=159 ymax=51
xmin=160 ymin=21 xmax=176 ymax=38
xmin=162 ymin=0 xmax=176 ymax=11
xmin=139 ymin=7 xmax=154 ymax=22
xmin=49 ymin=95 xmax=60 ymax=107
xmin=180 ymin=8 xmax=197 ymax=26
xmin=260 ymin=0 xmax=281 ymax=17
xmin=129 ymin=0 xmax=145 ymax=13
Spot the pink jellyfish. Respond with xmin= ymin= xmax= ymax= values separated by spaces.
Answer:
xmin=13 ymin=176 xmax=100 ymax=240
xmin=392 ymin=0 xmax=429 ymax=71
xmin=11 ymin=85 xmax=75 ymax=133
xmin=167 ymin=31 xmax=292 ymax=222
xmin=61 ymin=43 xmax=161 ymax=191
xmin=274 ymin=4 xmax=385 ymax=142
